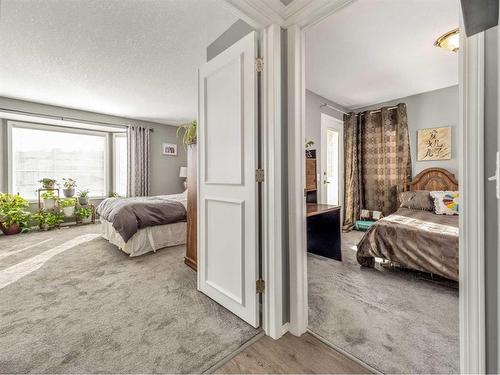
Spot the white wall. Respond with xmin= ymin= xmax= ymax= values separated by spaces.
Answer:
xmin=0 ymin=97 xmax=187 ymax=196
xmin=356 ymin=85 xmax=459 ymax=179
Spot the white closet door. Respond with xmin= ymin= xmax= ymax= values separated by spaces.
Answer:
xmin=198 ymin=31 xmax=259 ymax=327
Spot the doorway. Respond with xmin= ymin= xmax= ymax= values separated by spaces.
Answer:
xmin=320 ymin=113 xmax=343 ymax=206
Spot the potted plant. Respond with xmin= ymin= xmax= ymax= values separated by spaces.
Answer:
xmin=33 ymin=210 xmax=64 ymax=231
xmin=0 ymin=193 xmax=31 ymax=235
xmin=75 ymin=206 xmax=93 ymax=224
xmin=77 ymin=189 xmax=90 ymax=205
xmin=62 ymin=178 xmax=77 ymax=197
xmin=38 ymin=178 xmax=56 ymax=189
xmin=59 ymin=198 xmax=76 ymax=217
xmin=176 ymin=120 xmax=197 ymax=147
xmin=41 ymin=190 xmax=58 ymax=210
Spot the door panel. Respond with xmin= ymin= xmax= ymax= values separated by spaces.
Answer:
xmin=198 ymin=31 xmax=259 ymax=327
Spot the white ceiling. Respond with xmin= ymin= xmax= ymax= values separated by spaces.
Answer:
xmin=0 ymin=0 xmax=238 ymax=125
xmin=305 ymin=0 xmax=460 ymax=109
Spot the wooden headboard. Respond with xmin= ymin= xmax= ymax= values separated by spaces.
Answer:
xmin=408 ymin=168 xmax=458 ymax=191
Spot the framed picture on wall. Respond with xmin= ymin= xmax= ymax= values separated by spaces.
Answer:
xmin=417 ymin=126 xmax=452 ymax=161
xmin=162 ymin=143 xmax=177 ymax=156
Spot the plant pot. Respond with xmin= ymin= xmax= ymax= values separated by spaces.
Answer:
xmin=63 ymin=188 xmax=75 ymax=198
xmin=0 ymin=223 xmax=21 ymax=235
xmin=81 ymin=216 xmax=92 ymax=224
xmin=43 ymin=198 xmax=56 ymax=210
xmin=79 ymin=196 xmax=89 ymax=205
xmin=63 ymin=206 xmax=75 ymax=217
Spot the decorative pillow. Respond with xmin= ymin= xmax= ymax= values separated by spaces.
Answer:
xmin=430 ymin=191 xmax=459 ymax=215
xmin=399 ymin=191 xmax=434 ymax=211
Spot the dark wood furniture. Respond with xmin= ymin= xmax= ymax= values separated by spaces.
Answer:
xmin=408 ymin=167 xmax=459 ymax=192
xmin=305 ymin=150 xmax=318 ymax=203
xmin=185 ymin=145 xmax=197 ymax=271
xmin=307 ymin=203 xmax=342 ymax=261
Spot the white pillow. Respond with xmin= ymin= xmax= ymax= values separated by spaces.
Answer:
xmin=430 ymin=191 xmax=459 ymax=215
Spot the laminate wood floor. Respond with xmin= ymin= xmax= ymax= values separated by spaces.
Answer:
xmin=214 ymin=332 xmax=371 ymax=374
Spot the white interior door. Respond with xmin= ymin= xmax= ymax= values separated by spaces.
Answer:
xmin=198 ymin=32 xmax=259 ymax=327
xmin=320 ymin=113 xmax=343 ymax=206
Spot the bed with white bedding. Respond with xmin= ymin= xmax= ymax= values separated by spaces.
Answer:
xmin=97 ymin=192 xmax=187 ymax=257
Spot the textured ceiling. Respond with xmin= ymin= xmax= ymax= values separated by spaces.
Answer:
xmin=306 ymin=0 xmax=459 ymax=109
xmin=0 ymin=0 xmax=238 ymax=125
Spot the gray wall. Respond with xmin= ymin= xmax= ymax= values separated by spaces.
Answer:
xmin=305 ymin=89 xmax=346 ymax=147
xmin=356 ymin=85 xmax=459 ymax=179
xmin=206 ymin=19 xmax=253 ymax=62
xmin=484 ymin=26 xmax=499 ymax=374
xmin=305 ymin=89 xmax=347 ymax=187
xmin=0 ymin=97 xmax=186 ymax=198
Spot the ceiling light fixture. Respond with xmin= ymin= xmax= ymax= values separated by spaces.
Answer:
xmin=434 ymin=28 xmax=459 ymax=52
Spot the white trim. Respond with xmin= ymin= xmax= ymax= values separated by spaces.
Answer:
xmin=319 ymin=113 xmax=343 ymax=205
xmin=287 ymin=24 xmax=308 ymax=336
xmin=286 ymin=4 xmax=487 ymax=373
xmin=281 ymin=322 xmax=290 ymax=336
xmin=261 ymin=24 xmax=285 ymax=339
xmin=283 ymin=0 xmax=354 ymax=28
xmin=459 ymin=28 xmax=486 ymax=374
xmin=221 ymin=0 xmax=356 ymax=29
xmin=221 ymin=0 xmax=284 ymax=29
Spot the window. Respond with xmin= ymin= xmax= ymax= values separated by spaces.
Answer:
xmin=9 ymin=122 xmax=109 ymax=200
xmin=113 ymin=134 xmax=127 ymax=197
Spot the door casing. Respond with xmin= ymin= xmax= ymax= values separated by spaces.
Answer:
xmin=320 ymin=113 xmax=343 ymax=206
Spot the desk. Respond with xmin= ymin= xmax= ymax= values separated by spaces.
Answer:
xmin=307 ymin=203 xmax=341 ymax=261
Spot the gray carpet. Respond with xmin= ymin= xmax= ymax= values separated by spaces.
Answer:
xmin=0 ymin=225 xmax=259 ymax=374
xmin=308 ymin=230 xmax=459 ymax=374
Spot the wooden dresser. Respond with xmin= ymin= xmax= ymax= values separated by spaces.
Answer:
xmin=185 ymin=145 xmax=197 ymax=271
xmin=305 ymin=150 xmax=317 ymax=203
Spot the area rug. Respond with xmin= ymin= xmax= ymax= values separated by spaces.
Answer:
xmin=0 ymin=225 xmax=259 ymax=373
xmin=308 ymin=230 xmax=459 ymax=374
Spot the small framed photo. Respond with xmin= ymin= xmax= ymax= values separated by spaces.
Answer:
xmin=162 ymin=143 xmax=177 ymax=156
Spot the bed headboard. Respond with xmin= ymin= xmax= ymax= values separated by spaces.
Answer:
xmin=408 ymin=168 xmax=458 ymax=192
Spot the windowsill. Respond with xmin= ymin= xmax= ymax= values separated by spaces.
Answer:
xmin=27 ymin=196 xmax=108 ymax=205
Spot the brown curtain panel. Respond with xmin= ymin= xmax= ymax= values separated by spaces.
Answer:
xmin=343 ymin=103 xmax=411 ymax=230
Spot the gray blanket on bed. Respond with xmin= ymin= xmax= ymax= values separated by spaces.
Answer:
xmin=356 ymin=208 xmax=459 ymax=281
xmin=97 ymin=196 xmax=186 ymax=243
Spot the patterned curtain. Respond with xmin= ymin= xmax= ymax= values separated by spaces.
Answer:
xmin=342 ymin=113 xmax=361 ymax=231
xmin=343 ymin=103 xmax=411 ymax=230
xmin=127 ymin=126 xmax=151 ymax=197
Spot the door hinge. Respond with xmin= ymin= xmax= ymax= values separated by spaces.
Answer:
xmin=256 ymin=279 xmax=265 ymax=294
xmin=255 ymin=58 xmax=264 ymax=73
xmin=255 ymin=168 xmax=265 ymax=183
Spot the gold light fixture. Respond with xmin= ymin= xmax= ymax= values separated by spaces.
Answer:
xmin=434 ymin=28 xmax=459 ymax=52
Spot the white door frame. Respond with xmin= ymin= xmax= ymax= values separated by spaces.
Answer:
xmin=222 ymin=4 xmax=488 ymax=370
xmin=319 ymin=113 xmax=343 ymax=205
xmin=285 ymin=4 xmax=486 ymax=374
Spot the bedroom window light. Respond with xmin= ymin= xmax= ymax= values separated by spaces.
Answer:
xmin=113 ymin=133 xmax=127 ymax=197
xmin=8 ymin=121 xmax=109 ymax=200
